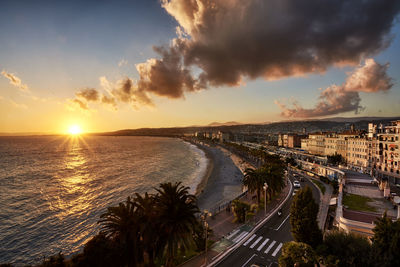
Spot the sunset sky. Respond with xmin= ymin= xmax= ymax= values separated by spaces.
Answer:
xmin=1 ymin=0 xmax=400 ymax=134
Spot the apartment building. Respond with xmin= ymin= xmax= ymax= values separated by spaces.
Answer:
xmin=297 ymin=121 xmax=399 ymax=185
xmin=374 ymin=121 xmax=400 ymax=185
xmin=278 ymin=134 xmax=305 ymax=148
xmin=301 ymin=138 xmax=309 ymax=151
xmin=325 ymin=136 xmax=338 ymax=156
xmin=301 ymin=126 xmax=368 ymax=171
xmin=346 ymin=136 xmax=369 ymax=171
xmin=306 ymin=132 xmax=332 ymax=155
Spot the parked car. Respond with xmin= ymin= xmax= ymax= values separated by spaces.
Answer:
xmin=293 ymin=180 xmax=301 ymax=188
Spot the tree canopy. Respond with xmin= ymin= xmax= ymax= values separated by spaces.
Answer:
xmin=320 ymin=230 xmax=371 ymax=267
xmin=371 ymin=213 xmax=400 ymax=267
xmin=290 ymin=186 xmax=322 ymax=248
xmin=278 ymin=241 xmax=316 ymax=267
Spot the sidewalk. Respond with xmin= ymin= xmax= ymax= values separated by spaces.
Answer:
xmin=180 ymin=180 xmax=291 ymax=267
xmin=314 ymin=179 xmax=333 ymax=230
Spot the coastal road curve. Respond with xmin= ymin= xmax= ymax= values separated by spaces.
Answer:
xmin=215 ymin=173 xmax=320 ymax=267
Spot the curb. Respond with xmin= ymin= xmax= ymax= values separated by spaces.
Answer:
xmin=207 ymin=177 xmax=293 ymax=267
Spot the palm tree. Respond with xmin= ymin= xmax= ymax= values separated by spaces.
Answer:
xmin=243 ymin=167 xmax=264 ymax=202
xmin=263 ymin=161 xmax=286 ymax=200
xmin=155 ymin=182 xmax=199 ymax=267
xmin=134 ymin=192 xmax=161 ymax=266
xmin=98 ymin=196 xmax=142 ymax=266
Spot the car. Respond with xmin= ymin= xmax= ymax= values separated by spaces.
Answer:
xmin=293 ymin=180 xmax=301 ymax=188
xmin=292 ymin=189 xmax=299 ymax=196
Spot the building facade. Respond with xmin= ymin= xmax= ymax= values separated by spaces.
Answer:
xmin=374 ymin=121 xmax=400 ymax=185
xmin=346 ymin=136 xmax=369 ymax=171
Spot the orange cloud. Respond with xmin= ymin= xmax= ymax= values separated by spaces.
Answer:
xmin=1 ymin=70 xmax=29 ymax=92
xmin=275 ymin=59 xmax=393 ymax=118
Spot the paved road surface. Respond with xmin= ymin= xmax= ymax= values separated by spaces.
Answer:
xmin=216 ymin=174 xmax=320 ymax=267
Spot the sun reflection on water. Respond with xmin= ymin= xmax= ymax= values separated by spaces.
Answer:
xmin=52 ymin=136 xmax=95 ymax=220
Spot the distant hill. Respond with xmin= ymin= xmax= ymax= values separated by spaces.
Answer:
xmin=317 ymin=116 xmax=400 ymax=123
xmin=208 ymin=121 xmax=242 ymax=126
xmin=91 ymin=116 xmax=400 ymax=137
xmin=3 ymin=116 xmax=399 ymax=137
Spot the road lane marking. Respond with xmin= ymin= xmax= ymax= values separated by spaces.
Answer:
xmin=243 ymin=234 xmax=256 ymax=246
xmin=249 ymin=236 xmax=263 ymax=249
xmin=241 ymin=253 xmax=257 ymax=267
xmin=264 ymin=240 xmax=276 ymax=254
xmin=257 ymin=238 xmax=269 ymax=251
xmin=271 ymin=242 xmax=283 ymax=257
xmin=274 ymin=214 xmax=290 ymax=231
xmin=226 ymin=229 xmax=241 ymax=240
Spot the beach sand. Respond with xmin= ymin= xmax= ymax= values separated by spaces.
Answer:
xmin=191 ymin=142 xmax=244 ymax=212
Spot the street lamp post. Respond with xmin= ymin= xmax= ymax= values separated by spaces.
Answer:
xmin=263 ymin=182 xmax=268 ymax=215
xmin=201 ymin=210 xmax=212 ymax=266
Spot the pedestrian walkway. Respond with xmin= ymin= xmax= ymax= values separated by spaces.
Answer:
xmin=316 ymin=179 xmax=333 ymax=230
xmin=223 ymin=230 xmax=284 ymax=258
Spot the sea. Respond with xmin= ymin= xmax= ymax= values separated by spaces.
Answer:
xmin=0 ymin=135 xmax=208 ymax=266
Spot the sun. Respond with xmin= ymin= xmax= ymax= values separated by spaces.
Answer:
xmin=68 ymin=125 xmax=82 ymax=135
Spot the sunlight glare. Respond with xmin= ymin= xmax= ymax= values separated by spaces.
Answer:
xmin=68 ymin=125 xmax=82 ymax=135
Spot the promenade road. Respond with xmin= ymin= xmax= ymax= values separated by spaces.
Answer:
xmin=216 ymin=175 xmax=320 ymax=267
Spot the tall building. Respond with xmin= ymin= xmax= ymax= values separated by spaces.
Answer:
xmin=374 ymin=121 xmax=400 ymax=185
xmin=306 ymin=132 xmax=332 ymax=155
xmin=325 ymin=135 xmax=338 ymax=156
xmin=278 ymin=134 xmax=305 ymax=148
xmin=346 ymin=136 xmax=369 ymax=171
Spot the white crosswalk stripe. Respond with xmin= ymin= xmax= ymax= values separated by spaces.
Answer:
xmin=232 ymin=231 xmax=248 ymax=243
xmin=243 ymin=234 xmax=256 ymax=246
xmin=271 ymin=242 xmax=283 ymax=257
xmin=226 ymin=229 xmax=241 ymax=240
xmin=235 ymin=231 xmax=249 ymax=243
xmin=257 ymin=238 xmax=269 ymax=251
xmin=240 ymin=234 xmax=284 ymax=257
xmin=264 ymin=240 xmax=276 ymax=254
xmin=249 ymin=236 xmax=263 ymax=249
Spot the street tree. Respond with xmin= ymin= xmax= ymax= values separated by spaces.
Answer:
xmin=232 ymin=199 xmax=251 ymax=223
xmin=278 ymin=241 xmax=316 ymax=267
xmin=320 ymin=230 xmax=371 ymax=267
xmin=371 ymin=212 xmax=400 ymax=267
xmin=290 ymin=186 xmax=322 ymax=248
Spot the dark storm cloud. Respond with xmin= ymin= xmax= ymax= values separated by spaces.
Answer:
xmin=111 ymin=78 xmax=153 ymax=106
xmin=136 ymin=43 xmax=203 ymax=99
xmin=133 ymin=0 xmax=400 ymax=98
xmin=275 ymin=59 xmax=393 ymax=118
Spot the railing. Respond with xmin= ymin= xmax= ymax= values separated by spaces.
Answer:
xmin=206 ymin=190 xmax=249 ymax=216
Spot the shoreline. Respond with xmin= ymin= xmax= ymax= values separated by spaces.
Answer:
xmin=183 ymin=138 xmax=245 ymax=212
xmin=195 ymin=144 xmax=215 ymax=197
xmin=181 ymin=138 xmax=215 ymax=196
